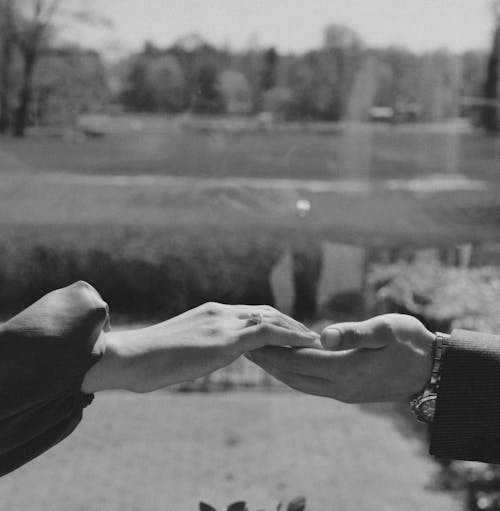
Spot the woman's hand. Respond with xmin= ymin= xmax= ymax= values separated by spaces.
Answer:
xmin=82 ymin=302 xmax=319 ymax=394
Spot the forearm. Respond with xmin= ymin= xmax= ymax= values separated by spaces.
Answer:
xmin=430 ymin=329 xmax=500 ymax=463
xmin=82 ymin=329 xmax=170 ymax=394
xmin=81 ymin=325 xmax=201 ymax=394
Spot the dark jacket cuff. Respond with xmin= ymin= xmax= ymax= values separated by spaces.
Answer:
xmin=430 ymin=329 xmax=500 ymax=463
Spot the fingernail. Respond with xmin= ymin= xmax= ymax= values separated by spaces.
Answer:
xmin=322 ymin=328 xmax=341 ymax=349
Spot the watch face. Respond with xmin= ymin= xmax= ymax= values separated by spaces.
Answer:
xmin=415 ymin=395 xmax=437 ymax=423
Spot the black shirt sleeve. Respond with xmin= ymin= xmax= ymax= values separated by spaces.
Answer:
xmin=0 ymin=281 xmax=107 ymax=477
xmin=430 ymin=329 xmax=500 ymax=463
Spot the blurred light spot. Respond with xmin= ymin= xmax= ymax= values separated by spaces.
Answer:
xmin=296 ymin=198 xmax=311 ymax=217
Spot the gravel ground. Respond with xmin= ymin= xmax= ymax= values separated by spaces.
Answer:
xmin=0 ymin=391 xmax=461 ymax=511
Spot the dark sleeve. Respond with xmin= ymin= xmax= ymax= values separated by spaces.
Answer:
xmin=430 ymin=329 xmax=500 ymax=463
xmin=0 ymin=282 xmax=108 ymax=477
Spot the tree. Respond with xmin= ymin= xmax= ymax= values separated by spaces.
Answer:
xmin=318 ymin=24 xmax=365 ymax=120
xmin=481 ymin=3 xmax=500 ymax=132
xmin=0 ymin=0 xmax=15 ymax=133
xmin=286 ymin=52 xmax=322 ymax=119
xmin=148 ymin=55 xmax=185 ymax=112
xmin=34 ymin=47 xmax=109 ymax=125
xmin=191 ymin=62 xmax=224 ymax=114
xmin=9 ymin=0 xmax=109 ymax=136
xmin=262 ymin=86 xmax=293 ymax=118
xmin=259 ymin=47 xmax=278 ymax=95
xmin=218 ymin=69 xmax=251 ymax=114
xmin=121 ymin=51 xmax=185 ymax=112
xmin=12 ymin=0 xmax=62 ymax=136
xmin=419 ymin=51 xmax=461 ymax=121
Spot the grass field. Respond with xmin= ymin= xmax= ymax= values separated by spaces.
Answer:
xmin=0 ymin=119 xmax=499 ymax=181
xmin=1 ymin=120 xmax=499 ymax=244
xmin=0 ymin=391 xmax=461 ymax=511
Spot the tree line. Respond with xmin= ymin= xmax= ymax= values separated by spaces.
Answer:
xmin=1 ymin=0 xmax=499 ymax=136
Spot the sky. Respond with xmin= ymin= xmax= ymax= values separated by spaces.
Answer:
xmin=75 ymin=0 xmax=497 ymax=57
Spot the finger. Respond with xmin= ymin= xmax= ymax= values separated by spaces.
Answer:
xmin=266 ymin=314 xmax=317 ymax=336
xmin=247 ymin=355 xmax=330 ymax=397
xmin=233 ymin=305 xmax=313 ymax=334
xmin=321 ymin=316 xmax=392 ymax=351
xmin=238 ymin=324 xmax=318 ymax=351
xmin=248 ymin=346 xmax=339 ymax=379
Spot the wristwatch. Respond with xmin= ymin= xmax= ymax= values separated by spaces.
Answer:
xmin=410 ymin=332 xmax=450 ymax=424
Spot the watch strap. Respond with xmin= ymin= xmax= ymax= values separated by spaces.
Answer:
xmin=410 ymin=332 xmax=449 ymax=422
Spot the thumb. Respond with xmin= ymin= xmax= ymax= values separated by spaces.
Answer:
xmin=321 ymin=317 xmax=392 ymax=351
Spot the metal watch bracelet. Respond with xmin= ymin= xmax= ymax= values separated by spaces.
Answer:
xmin=410 ymin=332 xmax=450 ymax=423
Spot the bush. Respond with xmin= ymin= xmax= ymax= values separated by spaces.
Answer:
xmin=0 ymin=227 xmax=284 ymax=321
xmin=369 ymin=261 xmax=500 ymax=333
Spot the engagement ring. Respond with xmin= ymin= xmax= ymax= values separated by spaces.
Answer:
xmin=247 ymin=312 xmax=263 ymax=326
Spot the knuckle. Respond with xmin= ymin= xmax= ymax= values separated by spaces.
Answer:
xmin=72 ymin=280 xmax=94 ymax=291
xmin=203 ymin=302 xmax=223 ymax=317
xmin=87 ymin=300 xmax=109 ymax=323
xmin=347 ymin=326 xmax=364 ymax=346
xmin=262 ymin=305 xmax=276 ymax=313
xmin=70 ymin=281 xmax=108 ymax=319
xmin=201 ymin=325 xmax=224 ymax=339
xmin=373 ymin=315 xmax=395 ymax=340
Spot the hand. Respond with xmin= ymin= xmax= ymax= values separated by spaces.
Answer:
xmin=83 ymin=302 xmax=318 ymax=393
xmin=247 ymin=314 xmax=435 ymax=403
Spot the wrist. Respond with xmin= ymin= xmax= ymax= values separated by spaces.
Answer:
xmin=406 ymin=325 xmax=436 ymax=397
xmin=82 ymin=329 xmax=139 ymax=393
xmin=411 ymin=332 xmax=449 ymax=423
xmin=418 ymin=328 xmax=438 ymax=388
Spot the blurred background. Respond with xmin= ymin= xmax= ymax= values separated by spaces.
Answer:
xmin=1 ymin=1 xmax=500 ymax=509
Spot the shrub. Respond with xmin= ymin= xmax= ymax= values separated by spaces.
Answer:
xmin=0 ymin=227 xmax=284 ymax=320
xmin=369 ymin=261 xmax=500 ymax=333
xmin=199 ymin=496 xmax=306 ymax=511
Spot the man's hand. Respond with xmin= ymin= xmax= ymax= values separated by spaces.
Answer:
xmin=248 ymin=314 xmax=435 ymax=403
xmin=83 ymin=302 xmax=318 ymax=394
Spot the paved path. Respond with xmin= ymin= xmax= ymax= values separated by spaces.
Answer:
xmin=36 ymin=170 xmax=490 ymax=194
xmin=0 ymin=391 xmax=461 ymax=511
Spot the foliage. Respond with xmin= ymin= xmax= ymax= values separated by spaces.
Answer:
xmin=437 ymin=462 xmax=500 ymax=511
xmin=0 ymin=229 xmax=283 ymax=320
xmin=34 ymin=47 xmax=109 ymax=124
xmin=481 ymin=7 xmax=500 ymax=133
xmin=199 ymin=496 xmax=306 ymax=511
xmin=369 ymin=261 xmax=500 ymax=333
xmin=1 ymin=6 xmax=495 ymax=128
xmin=218 ymin=70 xmax=251 ymax=115
xmin=0 ymin=0 xmax=110 ymax=136
xmin=121 ymin=52 xmax=184 ymax=112
xmin=121 ymin=39 xmax=225 ymax=114
xmin=116 ymin=24 xmax=485 ymax=122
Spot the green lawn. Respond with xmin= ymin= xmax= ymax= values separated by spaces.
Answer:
xmin=0 ymin=119 xmax=499 ymax=181
xmin=0 ymin=391 xmax=460 ymax=511
xmin=1 ymin=120 xmax=499 ymax=249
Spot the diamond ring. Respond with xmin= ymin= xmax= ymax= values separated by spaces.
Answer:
xmin=247 ymin=311 xmax=264 ymax=326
